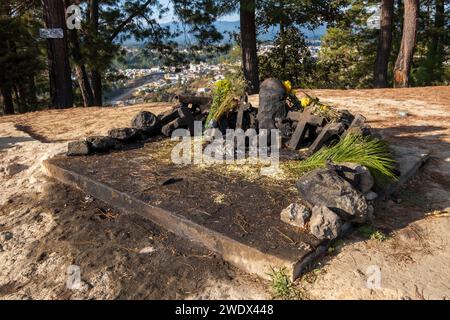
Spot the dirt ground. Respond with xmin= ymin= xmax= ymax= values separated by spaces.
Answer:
xmin=0 ymin=86 xmax=449 ymax=300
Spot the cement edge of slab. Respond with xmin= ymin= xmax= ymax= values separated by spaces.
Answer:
xmin=42 ymin=160 xmax=323 ymax=281
xmin=41 ymin=146 xmax=429 ymax=281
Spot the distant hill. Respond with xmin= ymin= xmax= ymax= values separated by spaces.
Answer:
xmin=123 ymin=20 xmax=326 ymax=47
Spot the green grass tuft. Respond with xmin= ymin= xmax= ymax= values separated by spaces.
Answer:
xmin=358 ymin=225 xmax=388 ymax=242
xmin=293 ymin=132 xmax=397 ymax=185
xmin=267 ymin=267 xmax=297 ymax=299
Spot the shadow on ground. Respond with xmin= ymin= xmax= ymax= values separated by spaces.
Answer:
xmin=0 ymin=180 xmax=261 ymax=299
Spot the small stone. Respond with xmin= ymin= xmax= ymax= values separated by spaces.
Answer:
xmin=280 ymin=203 xmax=311 ymax=228
xmin=108 ymin=128 xmax=139 ymax=141
xmin=5 ymin=163 xmax=28 ymax=176
xmin=309 ymin=206 xmax=342 ymax=240
xmin=1 ymin=231 xmax=13 ymax=242
xmin=86 ymin=136 xmax=116 ymax=152
xmin=0 ymin=244 xmax=4 ymax=252
xmin=67 ymin=141 xmax=90 ymax=156
xmin=139 ymin=246 xmax=156 ymax=254
xmin=131 ymin=111 xmax=161 ymax=135
xmin=365 ymin=191 xmax=378 ymax=201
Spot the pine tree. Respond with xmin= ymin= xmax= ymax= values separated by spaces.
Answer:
xmin=394 ymin=0 xmax=419 ymax=87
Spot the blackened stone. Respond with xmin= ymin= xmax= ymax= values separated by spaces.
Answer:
xmin=296 ymin=168 xmax=370 ymax=223
xmin=257 ymin=78 xmax=288 ymax=131
xmin=309 ymin=206 xmax=342 ymax=240
xmin=131 ymin=111 xmax=161 ymax=135
xmin=67 ymin=140 xmax=91 ymax=156
xmin=178 ymin=106 xmax=195 ymax=135
xmin=158 ymin=107 xmax=180 ymax=125
xmin=108 ymin=128 xmax=139 ymax=141
xmin=337 ymin=162 xmax=375 ymax=194
xmin=161 ymin=118 xmax=183 ymax=137
xmin=86 ymin=136 xmax=116 ymax=152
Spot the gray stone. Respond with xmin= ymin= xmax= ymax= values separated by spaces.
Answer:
xmin=365 ymin=191 xmax=378 ymax=201
xmin=280 ymin=203 xmax=311 ymax=228
xmin=5 ymin=163 xmax=28 ymax=176
xmin=86 ymin=136 xmax=116 ymax=152
xmin=309 ymin=206 xmax=342 ymax=240
xmin=1 ymin=231 xmax=13 ymax=242
xmin=108 ymin=128 xmax=139 ymax=141
xmin=131 ymin=111 xmax=161 ymax=135
xmin=296 ymin=168 xmax=370 ymax=223
xmin=257 ymin=78 xmax=287 ymax=131
xmin=339 ymin=163 xmax=375 ymax=194
xmin=67 ymin=140 xmax=90 ymax=156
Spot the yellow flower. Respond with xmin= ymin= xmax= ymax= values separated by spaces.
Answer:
xmin=301 ymin=97 xmax=312 ymax=108
xmin=283 ymin=80 xmax=293 ymax=94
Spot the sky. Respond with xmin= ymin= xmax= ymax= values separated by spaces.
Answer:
xmin=157 ymin=0 xmax=239 ymax=23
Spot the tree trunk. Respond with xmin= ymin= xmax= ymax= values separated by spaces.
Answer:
xmin=42 ymin=0 xmax=73 ymax=108
xmin=426 ymin=0 xmax=445 ymax=83
xmin=374 ymin=0 xmax=394 ymax=88
xmin=240 ymin=0 xmax=259 ymax=94
xmin=91 ymin=70 xmax=102 ymax=106
xmin=69 ymin=29 xmax=94 ymax=107
xmin=89 ymin=0 xmax=102 ymax=106
xmin=1 ymin=86 xmax=14 ymax=115
xmin=393 ymin=0 xmax=419 ymax=88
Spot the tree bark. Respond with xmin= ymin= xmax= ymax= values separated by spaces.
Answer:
xmin=374 ymin=0 xmax=394 ymax=88
xmin=426 ymin=0 xmax=445 ymax=82
xmin=69 ymin=29 xmax=94 ymax=107
xmin=42 ymin=0 xmax=73 ymax=108
xmin=240 ymin=0 xmax=259 ymax=94
xmin=1 ymin=86 xmax=14 ymax=115
xmin=393 ymin=0 xmax=419 ymax=88
xmin=89 ymin=0 xmax=102 ymax=106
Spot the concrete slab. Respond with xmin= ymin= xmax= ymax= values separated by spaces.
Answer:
xmin=42 ymin=139 xmax=428 ymax=280
xmin=380 ymin=145 xmax=430 ymax=198
xmin=43 ymin=140 xmax=324 ymax=280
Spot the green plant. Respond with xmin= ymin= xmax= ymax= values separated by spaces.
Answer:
xmin=293 ymin=133 xmax=397 ymax=184
xmin=328 ymin=239 xmax=345 ymax=253
xmin=358 ymin=225 xmax=388 ymax=242
xmin=205 ymin=79 xmax=232 ymax=127
xmin=267 ymin=267 xmax=296 ymax=299
xmin=205 ymin=75 xmax=246 ymax=128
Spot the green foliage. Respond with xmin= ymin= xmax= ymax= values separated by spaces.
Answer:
xmin=358 ymin=225 xmax=388 ymax=242
xmin=206 ymin=79 xmax=232 ymax=126
xmin=0 ymin=8 xmax=45 ymax=113
xmin=205 ymin=74 xmax=246 ymax=126
xmin=267 ymin=267 xmax=297 ymax=299
xmin=315 ymin=2 xmax=379 ymax=89
xmin=259 ymin=27 xmax=316 ymax=87
xmin=293 ymin=133 xmax=397 ymax=184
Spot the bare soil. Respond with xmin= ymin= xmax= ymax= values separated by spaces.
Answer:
xmin=1 ymin=86 xmax=449 ymax=300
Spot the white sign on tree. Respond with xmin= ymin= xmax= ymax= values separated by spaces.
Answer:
xmin=39 ymin=28 xmax=64 ymax=39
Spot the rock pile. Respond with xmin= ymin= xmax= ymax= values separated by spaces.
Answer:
xmin=280 ymin=162 xmax=379 ymax=241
